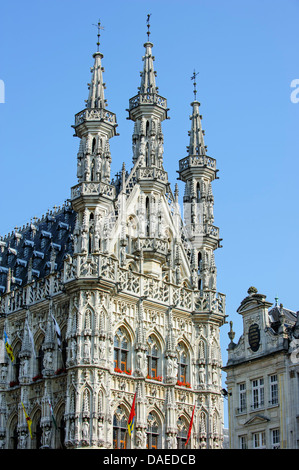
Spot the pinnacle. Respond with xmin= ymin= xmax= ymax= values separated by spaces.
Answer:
xmin=86 ymin=51 xmax=107 ymax=109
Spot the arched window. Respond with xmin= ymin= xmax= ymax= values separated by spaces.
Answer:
xmin=12 ymin=343 xmax=21 ymax=385
xmin=113 ymin=406 xmax=128 ymax=449
xmin=177 ymin=343 xmax=188 ymax=384
xmin=146 ymin=197 xmax=150 ymax=236
xmin=146 ymin=412 xmax=159 ymax=449
xmin=197 ymin=251 xmax=202 ymax=274
xmin=145 ymin=143 xmax=150 ymax=166
xmin=9 ymin=416 xmax=18 ymax=449
xmin=114 ymin=328 xmax=129 ymax=373
xmin=58 ymin=416 xmax=66 ymax=449
xmin=35 ymin=337 xmax=44 ymax=378
xmin=61 ymin=338 xmax=67 ymax=369
xmin=32 ymin=410 xmax=42 ymax=449
xmin=146 ymin=336 xmax=160 ymax=380
xmin=92 ymin=138 xmax=96 ymax=154
xmin=196 ymin=182 xmax=200 ymax=203
xmin=177 ymin=416 xmax=190 ymax=449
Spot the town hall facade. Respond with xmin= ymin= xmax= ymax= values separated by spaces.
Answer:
xmin=0 ymin=21 xmax=225 ymax=449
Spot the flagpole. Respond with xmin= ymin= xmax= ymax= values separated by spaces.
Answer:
xmin=185 ymin=404 xmax=195 ymax=448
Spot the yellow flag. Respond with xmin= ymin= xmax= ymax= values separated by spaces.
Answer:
xmin=4 ymin=331 xmax=14 ymax=362
xmin=21 ymin=402 xmax=32 ymax=439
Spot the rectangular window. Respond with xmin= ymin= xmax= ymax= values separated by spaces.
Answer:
xmin=270 ymin=375 xmax=278 ymax=405
xmin=120 ymin=351 xmax=127 ymax=372
xmin=114 ymin=349 xmax=118 ymax=369
xmin=238 ymin=383 xmax=246 ymax=413
xmin=252 ymin=378 xmax=264 ymax=410
xmin=271 ymin=429 xmax=280 ymax=449
xmin=147 ymin=434 xmax=158 ymax=449
xmin=253 ymin=431 xmax=266 ymax=449
xmin=150 ymin=358 xmax=158 ymax=378
xmin=239 ymin=435 xmax=247 ymax=449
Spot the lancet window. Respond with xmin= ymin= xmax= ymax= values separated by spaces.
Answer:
xmin=113 ymin=406 xmax=128 ymax=449
xmin=146 ymin=412 xmax=159 ymax=449
xmin=114 ymin=327 xmax=130 ymax=373
xmin=177 ymin=343 xmax=189 ymax=384
xmin=146 ymin=336 xmax=160 ymax=379
xmin=176 ymin=416 xmax=190 ymax=449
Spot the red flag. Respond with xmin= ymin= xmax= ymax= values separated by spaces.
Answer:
xmin=185 ymin=405 xmax=195 ymax=446
xmin=128 ymin=392 xmax=136 ymax=436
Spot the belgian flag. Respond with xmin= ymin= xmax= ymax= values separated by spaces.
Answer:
xmin=127 ymin=392 xmax=136 ymax=436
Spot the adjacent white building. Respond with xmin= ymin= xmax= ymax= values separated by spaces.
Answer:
xmin=224 ymin=287 xmax=299 ymax=449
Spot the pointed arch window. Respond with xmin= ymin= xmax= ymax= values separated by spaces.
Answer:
xmin=58 ymin=416 xmax=66 ymax=449
xmin=12 ymin=342 xmax=21 ymax=385
xmin=146 ymin=197 xmax=150 ymax=236
xmin=197 ymin=251 xmax=202 ymax=274
xmin=34 ymin=337 xmax=45 ymax=379
xmin=9 ymin=417 xmax=18 ymax=449
xmin=177 ymin=343 xmax=189 ymax=384
xmin=113 ymin=406 xmax=128 ymax=449
xmin=92 ymin=137 xmax=96 ymax=154
xmin=114 ymin=328 xmax=130 ymax=373
xmin=177 ymin=417 xmax=190 ymax=449
xmin=146 ymin=412 xmax=159 ymax=449
xmin=196 ymin=182 xmax=201 ymax=203
xmin=146 ymin=336 xmax=160 ymax=380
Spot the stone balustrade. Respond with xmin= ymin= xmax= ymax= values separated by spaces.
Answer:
xmin=0 ymin=252 xmax=225 ymax=317
xmin=129 ymin=93 xmax=167 ymax=110
xmin=74 ymin=108 xmax=117 ymax=127
xmin=71 ymin=182 xmax=115 ymax=200
xmin=179 ymin=154 xmax=217 ymax=172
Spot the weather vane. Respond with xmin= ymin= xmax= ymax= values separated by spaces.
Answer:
xmin=93 ymin=19 xmax=105 ymax=52
xmin=146 ymin=14 xmax=151 ymax=41
xmin=191 ymin=70 xmax=199 ymax=100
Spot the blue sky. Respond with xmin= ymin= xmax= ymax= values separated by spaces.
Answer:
xmin=0 ymin=0 xmax=299 ymax=428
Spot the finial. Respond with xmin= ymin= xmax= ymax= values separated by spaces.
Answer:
xmin=275 ymin=296 xmax=279 ymax=306
xmin=93 ymin=19 xmax=104 ymax=52
xmin=191 ymin=70 xmax=199 ymax=100
xmin=146 ymin=13 xmax=151 ymax=41
xmin=228 ymin=320 xmax=235 ymax=343
xmin=247 ymin=286 xmax=258 ymax=295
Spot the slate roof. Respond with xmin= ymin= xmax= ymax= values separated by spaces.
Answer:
xmin=0 ymin=203 xmax=76 ymax=295
xmin=268 ymin=305 xmax=297 ymax=326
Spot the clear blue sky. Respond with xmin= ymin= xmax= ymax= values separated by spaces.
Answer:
xmin=0 ymin=0 xmax=299 ymax=428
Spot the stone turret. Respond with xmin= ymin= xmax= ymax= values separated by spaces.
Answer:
xmin=178 ymin=75 xmax=220 ymax=291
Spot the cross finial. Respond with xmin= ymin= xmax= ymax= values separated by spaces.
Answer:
xmin=191 ymin=69 xmax=199 ymax=100
xmin=93 ymin=19 xmax=105 ymax=52
xmin=146 ymin=14 xmax=151 ymax=41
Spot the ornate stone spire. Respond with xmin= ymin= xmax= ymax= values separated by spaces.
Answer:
xmin=178 ymin=71 xmax=220 ymax=290
xmin=188 ymin=100 xmax=206 ymax=157
xmin=86 ymin=50 xmax=107 ymax=110
xmin=128 ymin=15 xmax=168 ymax=170
xmin=187 ymin=71 xmax=206 ymax=157
xmin=138 ymin=41 xmax=158 ymax=96
xmin=72 ymin=22 xmax=117 ymax=186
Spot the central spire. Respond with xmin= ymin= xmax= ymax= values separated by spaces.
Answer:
xmin=127 ymin=15 xmax=169 ymax=170
xmin=128 ymin=15 xmax=168 ymax=122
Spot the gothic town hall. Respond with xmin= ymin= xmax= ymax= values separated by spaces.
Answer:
xmin=0 ymin=22 xmax=226 ymax=449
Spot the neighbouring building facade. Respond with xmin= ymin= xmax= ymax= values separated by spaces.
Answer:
xmin=0 ymin=22 xmax=226 ymax=449
xmin=224 ymin=287 xmax=299 ymax=449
